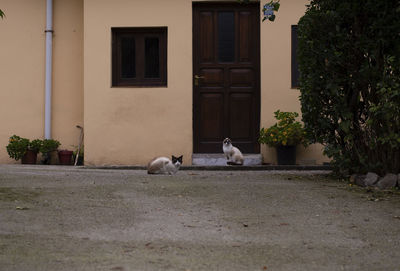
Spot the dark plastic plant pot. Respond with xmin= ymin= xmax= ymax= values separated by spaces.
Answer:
xmin=276 ymin=145 xmax=296 ymax=165
xmin=58 ymin=150 xmax=73 ymax=165
xmin=76 ymin=155 xmax=84 ymax=166
xmin=21 ymin=150 xmax=37 ymax=164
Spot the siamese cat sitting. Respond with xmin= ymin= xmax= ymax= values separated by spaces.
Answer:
xmin=222 ymin=138 xmax=244 ymax=166
xmin=147 ymin=155 xmax=183 ymax=175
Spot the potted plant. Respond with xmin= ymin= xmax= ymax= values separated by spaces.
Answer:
xmin=6 ymin=135 xmax=42 ymax=164
xmin=259 ymin=110 xmax=307 ymax=165
xmin=58 ymin=149 xmax=73 ymax=165
xmin=40 ymin=139 xmax=61 ymax=164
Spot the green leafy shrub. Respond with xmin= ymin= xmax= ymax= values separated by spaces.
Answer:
xmin=29 ymin=139 xmax=42 ymax=153
xmin=40 ymin=139 xmax=61 ymax=154
xmin=6 ymin=135 xmax=42 ymax=161
xmin=259 ymin=111 xmax=307 ymax=147
xmin=298 ymin=0 xmax=400 ymax=175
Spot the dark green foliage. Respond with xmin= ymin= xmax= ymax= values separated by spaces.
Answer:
xmin=6 ymin=135 xmax=42 ymax=161
xmin=259 ymin=111 xmax=307 ymax=147
xmin=6 ymin=135 xmax=62 ymax=161
xmin=29 ymin=139 xmax=42 ymax=153
xmin=6 ymin=135 xmax=30 ymax=161
xmin=40 ymin=139 xmax=61 ymax=154
xmin=298 ymin=0 xmax=400 ymax=175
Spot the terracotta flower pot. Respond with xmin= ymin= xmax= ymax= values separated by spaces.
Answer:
xmin=21 ymin=150 xmax=37 ymax=164
xmin=58 ymin=150 xmax=73 ymax=165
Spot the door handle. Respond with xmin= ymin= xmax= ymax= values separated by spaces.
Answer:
xmin=194 ymin=75 xmax=205 ymax=86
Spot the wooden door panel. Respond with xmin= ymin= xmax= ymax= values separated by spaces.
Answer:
xmin=229 ymin=93 xmax=253 ymax=140
xmin=199 ymin=93 xmax=224 ymax=140
xmin=193 ymin=3 xmax=260 ymax=153
xmin=238 ymin=11 xmax=251 ymax=63
xmin=229 ymin=68 xmax=254 ymax=87
xmin=199 ymin=12 xmax=215 ymax=63
xmin=200 ymin=68 xmax=224 ymax=87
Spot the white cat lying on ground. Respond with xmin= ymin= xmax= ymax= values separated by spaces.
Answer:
xmin=147 ymin=155 xmax=183 ymax=174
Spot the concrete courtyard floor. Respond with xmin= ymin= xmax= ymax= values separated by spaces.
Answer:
xmin=0 ymin=165 xmax=399 ymax=271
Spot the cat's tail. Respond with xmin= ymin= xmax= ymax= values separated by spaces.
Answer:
xmin=227 ymin=161 xmax=243 ymax=166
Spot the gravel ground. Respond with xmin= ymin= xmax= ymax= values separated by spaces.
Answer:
xmin=0 ymin=165 xmax=399 ymax=271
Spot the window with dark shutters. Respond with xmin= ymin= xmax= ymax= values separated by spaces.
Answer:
xmin=112 ymin=27 xmax=167 ymax=87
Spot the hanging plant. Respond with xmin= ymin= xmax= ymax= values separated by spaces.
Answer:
xmin=238 ymin=0 xmax=280 ymax=22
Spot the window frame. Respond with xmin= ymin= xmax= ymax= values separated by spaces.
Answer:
xmin=112 ymin=27 xmax=167 ymax=87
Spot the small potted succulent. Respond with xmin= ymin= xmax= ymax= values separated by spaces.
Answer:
xmin=6 ymin=135 xmax=42 ymax=164
xmin=259 ymin=110 xmax=308 ymax=165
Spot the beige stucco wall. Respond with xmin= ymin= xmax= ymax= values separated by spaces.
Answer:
xmin=52 ymin=0 xmax=84 ymax=152
xmin=0 ymin=0 xmax=328 ymax=165
xmin=84 ymin=0 xmax=193 ymax=166
xmin=259 ymin=0 xmax=328 ymax=164
xmin=0 ymin=0 xmax=83 ymax=163
xmin=84 ymin=0 xmax=328 ymax=166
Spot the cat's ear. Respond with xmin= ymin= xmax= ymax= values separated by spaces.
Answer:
xmin=172 ymin=155 xmax=177 ymax=160
xmin=178 ymin=155 xmax=183 ymax=163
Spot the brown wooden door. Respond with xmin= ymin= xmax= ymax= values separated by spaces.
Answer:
xmin=193 ymin=2 xmax=260 ymax=153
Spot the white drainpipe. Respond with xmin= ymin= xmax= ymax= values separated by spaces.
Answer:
xmin=44 ymin=0 xmax=53 ymax=139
